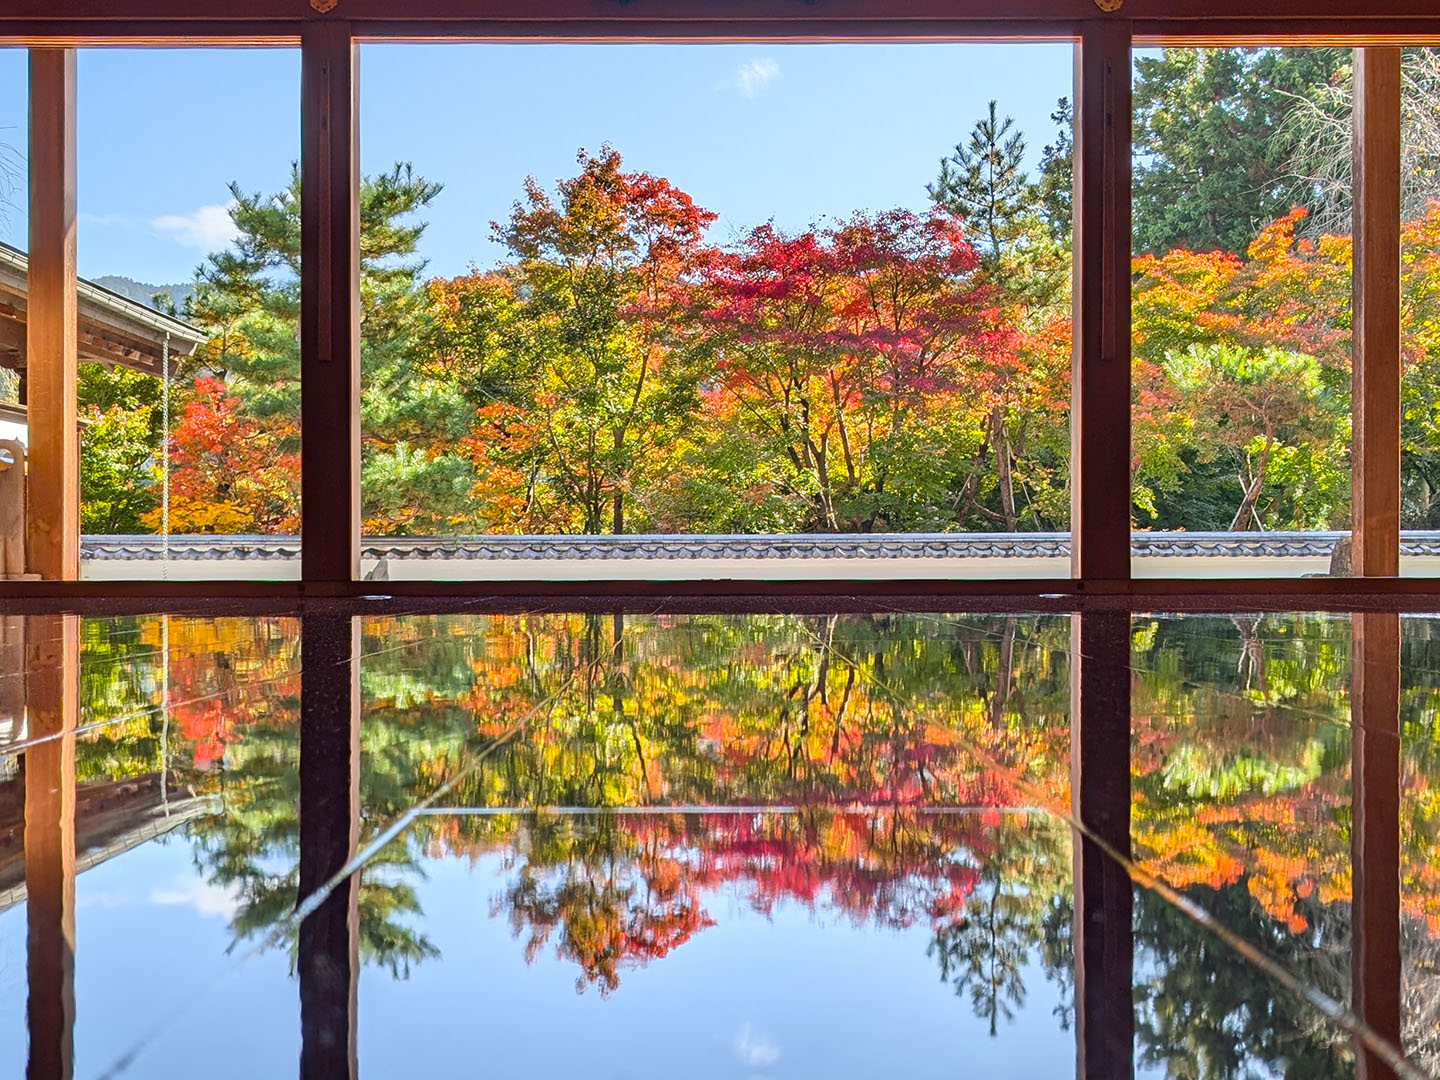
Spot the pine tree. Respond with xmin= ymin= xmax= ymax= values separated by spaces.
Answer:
xmin=183 ymin=163 xmax=478 ymax=535
xmin=929 ymin=100 xmax=1034 ymax=265
xmin=928 ymin=103 xmax=1072 ymax=534
xmin=1035 ymin=97 xmax=1073 ymax=241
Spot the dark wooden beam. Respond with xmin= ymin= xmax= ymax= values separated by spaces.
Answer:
xmin=7 ymin=0 xmax=1440 ymax=26
xmin=1070 ymin=610 xmax=1133 ymax=1080
xmin=300 ymin=22 xmax=360 ymax=584
xmin=24 ymin=614 xmax=77 ymax=1080
xmin=1351 ymin=611 xmax=1402 ymax=1079
xmin=10 ymin=19 xmax=1440 ymax=44
xmin=1071 ymin=21 xmax=1131 ymax=582
xmin=298 ymin=613 xmax=360 ymax=1080
xmin=17 ymin=576 xmax=1440 ymax=605
xmin=27 ymin=48 xmax=79 ymax=582
xmin=1352 ymin=48 xmax=1402 ymax=579
xmin=1135 ymin=22 xmax=1440 ymax=45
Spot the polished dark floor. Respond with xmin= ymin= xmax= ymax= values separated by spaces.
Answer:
xmin=0 ymin=610 xmax=1429 ymax=1078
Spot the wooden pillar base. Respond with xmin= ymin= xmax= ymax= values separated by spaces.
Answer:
xmin=1071 ymin=611 xmax=1134 ymax=1080
xmin=298 ymin=612 xmax=360 ymax=1080
xmin=1352 ymin=612 xmax=1402 ymax=1078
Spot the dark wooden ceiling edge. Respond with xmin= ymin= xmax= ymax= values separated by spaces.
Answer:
xmin=3 ymin=14 xmax=1440 ymax=45
xmin=7 ymin=0 xmax=1440 ymax=20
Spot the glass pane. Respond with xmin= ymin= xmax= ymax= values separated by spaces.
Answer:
xmin=72 ymin=48 xmax=301 ymax=581
xmin=1129 ymin=47 xmax=1355 ymax=579
xmin=1398 ymin=48 xmax=1440 ymax=575
xmin=356 ymin=43 xmax=1074 ymax=581
xmin=1402 ymin=615 xmax=1440 ymax=1067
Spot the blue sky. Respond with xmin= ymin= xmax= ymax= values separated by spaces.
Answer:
xmin=0 ymin=43 xmax=1072 ymax=286
xmin=0 ymin=834 xmax=1090 ymax=1078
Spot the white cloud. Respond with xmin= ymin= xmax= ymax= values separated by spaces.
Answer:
xmin=721 ymin=58 xmax=780 ymax=100
xmin=149 ymin=202 xmax=239 ymax=251
xmin=734 ymin=1024 xmax=780 ymax=1069
xmin=150 ymin=875 xmax=242 ymax=919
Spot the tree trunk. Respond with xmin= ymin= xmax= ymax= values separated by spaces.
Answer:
xmin=989 ymin=615 xmax=1017 ymax=731
xmin=612 ymin=430 xmax=624 ymax=533
xmin=832 ymin=377 xmax=857 ymax=486
xmin=1228 ymin=440 xmax=1273 ymax=531
xmin=1228 ymin=482 xmax=1260 ymax=531
xmin=812 ymin=434 xmax=837 ymax=530
xmin=992 ymin=407 xmax=1018 ymax=531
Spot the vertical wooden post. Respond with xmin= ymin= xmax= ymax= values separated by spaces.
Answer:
xmin=1352 ymin=48 xmax=1402 ymax=578
xmin=298 ymin=611 xmax=361 ymax=1080
xmin=300 ymin=23 xmax=361 ymax=585
xmin=25 ymin=613 xmax=78 ymax=1080
xmin=1071 ymin=23 xmax=1133 ymax=583
xmin=1071 ymin=611 xmax=1133 ymax=1080
xmin=27 ymin=50 xmax=79 ymax=582
xmin=1351 ymin=612 xmax=1402 ymax=1079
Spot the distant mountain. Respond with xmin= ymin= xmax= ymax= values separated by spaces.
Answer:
xmin=91 ymin=275 xmax=197 ymax=316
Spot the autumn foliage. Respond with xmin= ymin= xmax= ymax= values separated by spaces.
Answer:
xmin=153 ymin=376 xmax=300 ymax=534
xmin=131 ymin=125 xmax=1440 ymax=536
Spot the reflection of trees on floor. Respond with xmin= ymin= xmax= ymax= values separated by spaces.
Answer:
xmin=45 ymin=611 xmax=1440 ymax=1075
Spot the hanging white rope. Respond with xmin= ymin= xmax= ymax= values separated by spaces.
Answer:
xmin=161 ymin=329 xmax=170 ymax=579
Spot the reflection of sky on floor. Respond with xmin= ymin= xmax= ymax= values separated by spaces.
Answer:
xmin=0 ymin=831 xmax=1077 ymax=1079
xmin=0 ymin=842 xmax=296 ymax=1080
xmin=360 ymin=852 xmax=1075 ymax=1080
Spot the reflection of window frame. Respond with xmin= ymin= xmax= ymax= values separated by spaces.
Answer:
xmin=8 ymin=9 xmax=1420 ymax=599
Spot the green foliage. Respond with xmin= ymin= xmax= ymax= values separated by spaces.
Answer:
xmin=1402 ymin=349 xmax=1440 ymax=527
xmin=462 ymin=147 xmax=715 ymax=534
xmin=1035 ymin=97 xmax=1073 ymax=242
xmin=184 ymin=161 xmax=475 ymax=534
xmin=1160 ymin=345 xmax=1347 ymax=530
xmin=1134 ymin=886 xmax=1353 ymax=1080
xmin=1133 ymin=47 xmax=1348 ymax=255
xmin=74 ymin=47 xmax=1440 ymax=542
xmin=78 ymin=362 xmax=162 ymax=534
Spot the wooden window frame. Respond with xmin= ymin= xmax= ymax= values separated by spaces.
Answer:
xmin=4 ymin=5 xmax=1428 ymax=600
